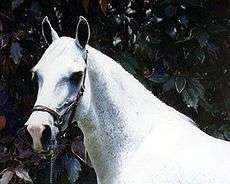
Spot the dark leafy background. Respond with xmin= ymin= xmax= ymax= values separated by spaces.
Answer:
xmin=0 ymin=0 xmax=229 ymax=183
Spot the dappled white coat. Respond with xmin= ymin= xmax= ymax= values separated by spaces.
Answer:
xmin=70 ymin=42 xmax=230 ymax=184
xmin=28 ymin=33 xmax=230 ymax=184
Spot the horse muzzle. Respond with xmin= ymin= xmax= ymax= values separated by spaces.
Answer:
xmin=25 ymin=112 xmax=54 ymax=153
xmin=27 ymin=124 xmax=52 ymax=152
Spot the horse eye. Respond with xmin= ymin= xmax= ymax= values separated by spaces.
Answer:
xmin=69 ymin=71 xmax=83 ymax=82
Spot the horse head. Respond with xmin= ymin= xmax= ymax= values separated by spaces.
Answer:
xmin=25 ymin=16 xmax=91 ymax=153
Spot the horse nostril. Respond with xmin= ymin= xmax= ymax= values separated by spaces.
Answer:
xmin=41 ymin=125 xmax=52 ymax=149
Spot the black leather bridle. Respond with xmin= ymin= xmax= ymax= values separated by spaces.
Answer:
xmin=32 ymin=50 xmax=88 ymax=132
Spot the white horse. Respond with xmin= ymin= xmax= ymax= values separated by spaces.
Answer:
xmin=25 ymin=16 xmax=230 ymax=184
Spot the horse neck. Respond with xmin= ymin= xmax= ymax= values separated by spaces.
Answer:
xmin=78 ymin=46 xmax=191 ymax=182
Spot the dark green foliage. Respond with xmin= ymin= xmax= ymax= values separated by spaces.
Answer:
xmin=92 ymin=0 xmax=230 ymax=132
xmin=0 ymin=0 xmax=229 ymax=183
xmin=53 ymin=154 xmax=81 ymax=184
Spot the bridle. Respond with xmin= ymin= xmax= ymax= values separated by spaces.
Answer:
xmin=32 ymin=50 xmax=88 ymax=132
xmin=30 ymin=50 xmax=88 ymax=184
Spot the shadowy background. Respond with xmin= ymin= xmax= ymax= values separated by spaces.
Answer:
xmin=0 ymin=0 xmax=229 ymax=183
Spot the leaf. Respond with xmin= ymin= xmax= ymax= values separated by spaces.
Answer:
xmin=81 ymin=0 xmax=90 ymax=14
xmin=197 ymin=32 xmax=210 ymax=48
xmin=208 ymin=25 xmax=229 ymax=34
xmin=11 ymin=0 xmax=24 ymax=10
xmin=181 ymin=78 xmax=205 ymax=110
xmin=219 ymin=124 xmax=230 ymax=141
xmin=0 ymin=155 xmax=11 ymax=164
xmin=71 ymin=137 xmax=86 ymax=162
xmin=99 ymin=0 xmax=111 ymax=14
xmin=53 ymin=155 xmax=68 ymax=184
xmin=179 ymin=15 xmax=189 ymax=28
xmin=224 ymin=99 xmax=230 ymax=110
xmin=124 ymin=52 xmax=139 ymax=70
xmin=205 ymin=124 xmax=219 ymax=137
xmin=181 ymin=88 xmax=199 ymax=110
xmin=63 ymin=154 xmax=81 ymax=184
xmin=0 ymin=170 xmax=14 ymax=184
xmin=113 ymin=37 xmax=122 ymax=46
xmin=0 ymin=90 xmax=9 ymax=107
xmin=118 ymin=52 xmax=139 ymax=75
xmin=189 ymin=27 xmax=203 ymax=39
xmin=188 ymin=78 xmax=205 ymax=99
xmin=148 ymin=64 xmax=169 ymax=83
xmin=0 ymin=151 xmax=11 ymax=163
xmin=182 ymin=0 xmax=204 ymax=7
xmin=175 ymin=77 xmax=186 ymax=93
xmin=199 ymin=99 xmax=214 ymax=112
xmin=0 ymin=20 xmax=2 ymax=32
xmin=218 ymin=124 xmax=230 ymax=141
xmin=29 ymin=1 xmax=42 ymax=20
xmin=0 ymin=34 xmax=10 ymax=49
xmin=137 ymin=75 xmax=151 ymax=90
xmin=0 ymin=115 xmax=6 ymax=131
xmin=17 ymin=149 xmax=33 ymax=159
xmin=0 ymin=135 xmax=14 ymax=144
xmin=119 ymin=61 xmax=136 ymax=75
xmin=10 ymin=42 xmax=22 ymax=65
xmin=148 ymin=73 xmax=169 ymax=83
xmin=162 ymin=77 xmax=175 ymax=92
xmin=15 ymin=166 xmax=33 ymax=183
xmin=194 ymin=48 xmax=205 ymax=63
xmin=164 ymin=5 xmax=176 ymax=18
xmin=53 ymin=153 xmax=82 ymax=184
xmin=165 ymin=26 xmax=177 ymax=39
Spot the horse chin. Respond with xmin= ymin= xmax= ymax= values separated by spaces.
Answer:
xmin=33 ymin=146 xmax=51 ymax=156
xmin=32 ymin=139 xmax=51 ymax=155
xmin=33 ymin=146 xmax=46 ymax=154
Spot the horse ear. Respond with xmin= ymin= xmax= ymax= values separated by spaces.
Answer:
xmin=42 ymin=16 xmax=59 ymax=45
xmin=75 ymin=16 xmax=90 ymax=49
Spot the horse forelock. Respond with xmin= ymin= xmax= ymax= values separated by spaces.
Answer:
xmin=33 ymin=37 xmax=85 ymax=73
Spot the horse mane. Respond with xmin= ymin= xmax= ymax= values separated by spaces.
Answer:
xmin=86 ymin=45 xmax=196 ymax=127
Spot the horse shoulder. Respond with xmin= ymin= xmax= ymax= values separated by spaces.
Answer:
xmin=118 ymin=122 xmax=230 ymax=184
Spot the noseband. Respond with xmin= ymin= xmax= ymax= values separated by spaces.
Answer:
xmin=32 ymin=50 xmax=88 ymax=132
